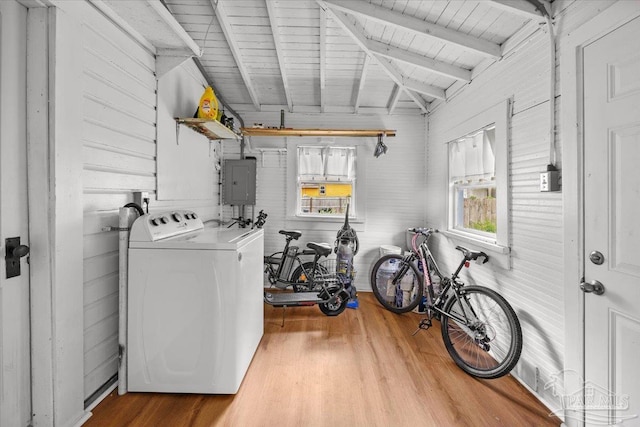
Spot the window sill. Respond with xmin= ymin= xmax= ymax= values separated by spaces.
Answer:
xmin=441 ymin=230 xmax=510 ymax=255
xmin=441 ymin=230 xmax=511 ymax=270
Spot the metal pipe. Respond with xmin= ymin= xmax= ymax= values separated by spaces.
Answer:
xmin=545 ymin=12 xmax=556 ymax=167
xmin=117 ymin=207 xmax=138 ymax=395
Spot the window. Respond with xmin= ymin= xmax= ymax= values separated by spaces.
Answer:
xmin=449 ymin=126 xmax=496 ymax=237
xmin=297 ymin=146 xmax=355 ymax=217
xmin=444 ymin=99 xmax=510 ymax=253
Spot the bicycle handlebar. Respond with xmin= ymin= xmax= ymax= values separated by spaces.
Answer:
xmin=409 ymin=227 xmax=439 ymax=235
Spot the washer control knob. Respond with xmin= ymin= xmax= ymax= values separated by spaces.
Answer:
xmin=172 ymin=213 xmax=183 ymax=222
xmin=160 ymin=216 xmax=168 ymax=224
xmin=150 ymin=218 xmax=160 ymax=226
xmin=185 ymin=213 xmax=192 ymax=220
xmin=191 ymin=213 xmax=198 ymax=219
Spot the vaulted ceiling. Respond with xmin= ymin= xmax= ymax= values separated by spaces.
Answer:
xmin=163 ymin=0 xmax=550 ymax=115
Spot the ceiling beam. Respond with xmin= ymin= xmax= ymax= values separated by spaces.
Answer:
xmin=486 ymin=0 xmax=548 ymax=20
xmin=323 ymin=0 xmax=502 ymax=60
xmin=403 ymin=77 xmax=445 ymax=99
xmin=375 ymin=55 xmax=441 ymax=101
xmin=320 ymin=4 xmax=429 ymax=113
xmin=265 ymin=0 xmax=293 ymax=112
xmin=212 ymin=0 xmax=261 ymax=110
xmin=353 ymin=54 xmax=370 ymax=113
xmin=387 ymin=84 xmax=401 ymax=115
xmin=17 ymin=0 xmax=52 ymax=7
xmin=367 ymin=39 xmax=471 ymax=82
xmin=320 ymin=8 xmax=327 ymax=113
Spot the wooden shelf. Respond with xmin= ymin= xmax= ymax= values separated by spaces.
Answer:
xmin=240 ymin=128 xmax=396 ymax=137
xmin=176 ymin=118 xmax=240 ymax=140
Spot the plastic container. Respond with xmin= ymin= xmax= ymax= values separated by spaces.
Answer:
xmin=337 ymin=240 xmax=354 ymax=277
xmin=413 ymin=296 xmax=428 ymax=314
xmin=379 ymin=245 xmax=402 ymax=257
xmin=431 ymin=274 xmax=442 ymax=297
xmin=197 ymin=86 xmax=219 ymax=120
xmin=400 ymin=270 xmax=415 ymax=291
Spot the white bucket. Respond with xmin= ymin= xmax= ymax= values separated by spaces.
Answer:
xmin=379 ymin=245 xmax=402 ymax=257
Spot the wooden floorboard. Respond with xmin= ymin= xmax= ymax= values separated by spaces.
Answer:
xmin=85 ymin=293 xmax=561 ymax=426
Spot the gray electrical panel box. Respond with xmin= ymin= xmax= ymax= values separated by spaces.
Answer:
xmin=222 ymin=158 xmax=257 ymax=205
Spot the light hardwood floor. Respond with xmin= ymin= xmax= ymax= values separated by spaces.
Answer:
xmin=86 ymin=293 xmax=561 ymax=426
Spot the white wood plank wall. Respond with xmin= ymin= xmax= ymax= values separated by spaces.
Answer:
xmin=80 ymin=9 xmax=222 ymax=402
xmin=224 ymin=112 xmax=427 ymax=292
xmin=80 ymin=3 xmax=157 ymax=402
xmin=424 ymin=0 xmax=617 ymax=412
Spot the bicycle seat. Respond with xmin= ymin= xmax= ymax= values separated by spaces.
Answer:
xmin=455 ymin=246 xmax=489 ymax=263
xmin=279 ymin=230 xmax=302 ymax=240
xmin=306 ymin=242 xmax=332 ymax=257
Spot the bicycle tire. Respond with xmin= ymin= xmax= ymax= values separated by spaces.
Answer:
xmin=440 ymin=286 xmax=522 ymax=379
xmin=370 ymin=254 xmax=423 ymax=313
xmin=290 ymin=262 xmax=327 ymax=292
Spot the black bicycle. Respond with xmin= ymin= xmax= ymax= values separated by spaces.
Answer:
xmin=264 ymin=230 xmax=330 ymax=292
xmin=370 ymin=228 xmax=522 ymax=379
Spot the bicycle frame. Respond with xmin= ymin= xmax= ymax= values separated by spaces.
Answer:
xmin=406 ymin=230 xmax=485 ymax=325
xmin=372 ymin=228 xmax=522 ymax=379
xmin=264 ymin=235 xmax=322 ymax=289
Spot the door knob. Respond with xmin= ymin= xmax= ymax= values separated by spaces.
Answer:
xmin=580 ymin=280 xmax=605 ymax=295
xmin=5 ymin=237 xmax=30 ymax=279
xmin=11 ymin=245 xmax=30 ymax=258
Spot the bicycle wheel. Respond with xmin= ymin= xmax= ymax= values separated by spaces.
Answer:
xmin=290 ymin=262 xmax=328 ymax=292
xmin=318 ymin=287 xmax=349 ymax=316
xmin=370 ymin=254 xmax=423 ymax=313
xmin=440 ymin=286 xmax=522 ymax=379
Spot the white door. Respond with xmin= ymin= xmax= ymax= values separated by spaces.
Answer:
xmin=0 ymin=1 xmax=32 ymax=426
xmin=584 ymin=16 xmax=640 ymax=426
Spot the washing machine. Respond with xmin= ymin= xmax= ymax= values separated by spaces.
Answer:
xmin=127 ymin=210 xmax=264 ymax=394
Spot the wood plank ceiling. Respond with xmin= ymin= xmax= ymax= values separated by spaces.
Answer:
xmin=164 ymin=0 xmax=548 ymax=116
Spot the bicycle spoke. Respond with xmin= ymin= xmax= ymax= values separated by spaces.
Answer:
xmin=370 ymin=255 xmax=423 ymax=313
xmin=441 ymin=287 xmax=522 ymax=378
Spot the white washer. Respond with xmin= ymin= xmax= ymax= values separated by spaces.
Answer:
xmin=127 ymin=210 xmax=264 ymax=394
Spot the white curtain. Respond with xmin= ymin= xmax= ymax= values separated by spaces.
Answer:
xmin=325 ymin=147 xmax=355 ymax=180
xmin=298 ymin=146 xmax=324 ymax=180
xmin=483 ymin=128 xmax=495 ymax=178
xmin=449 ymin=140 xmax=466 ymax=183
xmin=449 ymin=127 xmax=495 ymax=183
xmin=298 ymin=146 xmax=355 ymax=180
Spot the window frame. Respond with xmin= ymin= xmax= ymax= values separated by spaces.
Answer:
xmin=296 ymin=145 xmax=356 ymax=218
xmin=449 ymin=125 xmax=497 ymax=239
xmin=287 ymin=139 xmax=365 ymax=226
xmin=443 ymin=100 xmax=511 ymax=254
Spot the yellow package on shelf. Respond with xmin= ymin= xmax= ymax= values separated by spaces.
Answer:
xmin=196 ymin=86 xmax=219 ymax=120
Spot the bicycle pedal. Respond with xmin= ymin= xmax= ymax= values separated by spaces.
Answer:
xmin=412 ymin=318 xmax=432 ymax=336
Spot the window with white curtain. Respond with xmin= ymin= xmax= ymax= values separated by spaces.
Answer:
xmin=297 ymin=146 xmax=355 ymax=216
xmin=449 ymin=125 xmax=497 ymax=237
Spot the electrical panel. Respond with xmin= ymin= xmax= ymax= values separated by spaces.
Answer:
xmin=222 ymin=158 xmax=257 ymax=205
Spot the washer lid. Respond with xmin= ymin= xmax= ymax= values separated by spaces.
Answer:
xmin=129 ymin=226 xmax=263 ymax=250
